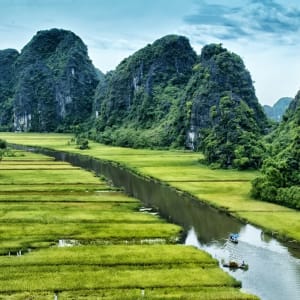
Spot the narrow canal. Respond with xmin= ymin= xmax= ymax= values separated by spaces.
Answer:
xmin=17 ymin=146 xmax=300 ymax=300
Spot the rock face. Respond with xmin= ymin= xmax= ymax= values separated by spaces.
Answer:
xmin=0 ymin=30 xmax=269 ymax=168
xmin=93 ymin=35 xmax=197 ymax=148
xmin=0 ymin=49 xmax=19 ymax=130
xmin=263 ymin=97 xmax=293 ymax=122
xmin=12 ymin=29 xmax=99 ymax=131
xmin=92 ymin=40 xmax=267 ymax=166
xmin=184 ymin=44 xmax=267 ymax=150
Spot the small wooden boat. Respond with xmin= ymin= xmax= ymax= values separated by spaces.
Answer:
xmin=229 ymin=233 xmax=239 ymax=244
xmin=223 ymin=260 xmax=248 ymax=270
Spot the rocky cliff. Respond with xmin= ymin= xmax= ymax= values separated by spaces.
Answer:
xmin=181 ymin=43 xmax=268 ymax=168
xmin=92 ymin=39 xmax=268 ymax=168
xmin=13 ymin=29 xmax=99 ymax=131
xmin=93 ymin=35 xmax=198 ymax=147
xmin=184 ymin=44 xmax=267 ymax=147
xmin=0 ymin=30 xmax=270 ymax=168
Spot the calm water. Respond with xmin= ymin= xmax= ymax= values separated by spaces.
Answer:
xmin=185 ymin=225 xmax=300 ymax=300
xmin=19 ymin=146 xmax=300 ymax=300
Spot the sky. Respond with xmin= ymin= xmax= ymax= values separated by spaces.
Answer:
xmin=1 ymin=0 xmax=300 ymax=106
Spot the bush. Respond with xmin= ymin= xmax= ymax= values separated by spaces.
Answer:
xmin=76 ymin=137 xmax=89 ymax=150
xmin=0 ymin=139 xmax=7 ymax=149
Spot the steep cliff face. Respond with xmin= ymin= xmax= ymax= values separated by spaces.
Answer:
xmin=182 ymin=44 xmax=268 ymax=168
xmin=185 ymin=44 xmax=267 ymax=145
xmin=13 ymin=29 xmax=99 ymax=131
xmin=0 ymin=31 xmax=269 ymax=169
xmin=93 ymin=35 xmax=197 ymax=147
xmin=0 ymin=49 xmax=19 ymax=130
xmin=92 ymin=39 xmax=267 ymax=162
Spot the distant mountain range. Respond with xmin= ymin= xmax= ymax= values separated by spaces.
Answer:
xmin=263 ymin=97 xmax=292 ymax=122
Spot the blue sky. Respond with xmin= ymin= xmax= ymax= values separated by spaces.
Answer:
xmin=1 ymin=0 xmax=300 ymax=105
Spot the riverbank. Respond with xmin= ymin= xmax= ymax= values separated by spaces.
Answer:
xmin=1 ymin=132 xmax=299 ymax=245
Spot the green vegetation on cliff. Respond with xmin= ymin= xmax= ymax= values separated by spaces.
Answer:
xmin=91 ymin=41 xmax=268 ymax=170
xmin=0 ymin=31 xmax=269 ymax=169
xmin=10 ymin=29 xmax=99 ymax=132
xmin=0 ymin=49 xmax=19 ymax=131
xmin=92 ymin=35 xmax=197 ymax=148
xmin=183 ymin=44 xmax=267 ymax=168
xmin=202 ymin=93 xmax=265 ymax=169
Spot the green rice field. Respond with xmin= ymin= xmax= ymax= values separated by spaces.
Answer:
xmin=1 ymin=132 xmax=299 ymax=243
xmin=0 ymin=149 xmax=257 ymax=299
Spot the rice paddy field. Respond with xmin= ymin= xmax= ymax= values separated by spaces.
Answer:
xmin=1 ymin=132 xmax=299 ymax=244
xmin=0 ymin=148 xmax=257 ymax=299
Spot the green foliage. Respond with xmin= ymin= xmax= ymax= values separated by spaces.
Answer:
xmin=1 ymin=33 xmax=268 ymax=165
xmin=252 ymin=94 xmax=300 ymax=209
xmin=0 ymin=139 xmax=7 ymax=149
xmin=0 ymin=49 xmax=19 ymax=130
xmin=93 ymin=35 xmax=197 ymax=148
xmin=201 ymin=94 xmax=265 ymax=169
xmin=181 ymin=44 xmax=268 ymax=168
xmin=92 ymin=41 xmax=267 ymax=159
xmin=8 ymin=29 xmax=99 ymax=132
xmin=0 ymin=139 xmax=8 ymax=161
xmin=76 ymin=137 xmax=89 ymax=150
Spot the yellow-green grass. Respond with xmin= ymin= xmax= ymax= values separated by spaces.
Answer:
xmin=0 ymin=152 xmax=180 ymax=253
xmin=0 ymin=149 xmax=256 ymax=299
xmin=0 ymin=222 xmax=180 ymax=245
xmin=0 ymin=191 xmax=134 ymax=202
xmin=0 ymin=265 xmax=238 ymax=292
xmin=1 ymin=132 xmax=298 ymax=243
xmin=0 ymin=245 xmax=215 ymax=266
xmin=0 ymin=184 xmax=112 ymax=193
xmin=0 ymin=169 xmax=101 ymax=185
xmin=0 ymin=202 xmax=159 ymax=224
xmin=0 ymin=288 xmax=258 ymax=300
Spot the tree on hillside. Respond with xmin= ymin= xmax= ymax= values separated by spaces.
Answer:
xmin=0 ymin=139 xmax=7 ymax=161
xmin=251 ymin=94 xmax=300 ymax=209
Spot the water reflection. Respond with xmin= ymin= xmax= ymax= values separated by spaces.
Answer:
xmin=185 ymin=225 xmax=300 ymax=300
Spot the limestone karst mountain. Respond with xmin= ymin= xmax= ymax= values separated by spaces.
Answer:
xmin=12 ymin=28 xmax=99 ymax=131
xmin=0 ymin=29 xmax=269 ymax=169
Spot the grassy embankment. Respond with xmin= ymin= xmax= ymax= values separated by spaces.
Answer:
xmin=1 ymin=132 xmax=299 ymax=243
xmin=0 ymin=149 xmax=256 ymax=299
